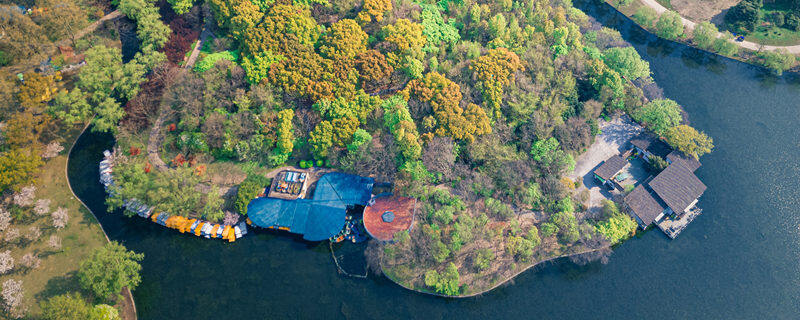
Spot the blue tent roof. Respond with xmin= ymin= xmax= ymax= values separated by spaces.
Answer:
xmin=247 ymin=172 xmax=374 ymax=241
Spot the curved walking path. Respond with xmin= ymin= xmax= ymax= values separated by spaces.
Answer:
xmin=638 ymin=0 xmax=800 ymax=53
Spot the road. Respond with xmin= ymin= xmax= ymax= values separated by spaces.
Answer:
xmin=637 ymin=0 xmax=800 ymax=53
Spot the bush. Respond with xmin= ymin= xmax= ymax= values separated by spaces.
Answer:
xmin=423 ymin=263 xmax=461 ymax=295
xmin=633 ymin=6 xmax=658 ymax=27
xmin=656 ymin=10 xmax=684 ymax=40
xmin=234 ymin=174 xmax=270 ymax=215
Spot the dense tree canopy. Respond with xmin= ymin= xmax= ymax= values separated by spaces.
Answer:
xmin=663 ymin=125 xmax=714 ymax=159
xmin=78 ymin=242 xmax=144 ymax=302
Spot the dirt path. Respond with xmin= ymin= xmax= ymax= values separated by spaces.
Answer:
xmin=147 ymin=112 xmax=169 ymax=172
xmin=56 ymin=10 xmax=122 ymax=48
xmin=637 ymin=0 xmax=800 ymax=53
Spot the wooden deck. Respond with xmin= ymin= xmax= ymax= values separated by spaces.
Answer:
xmin=656 ymin=207 xmax=703 ymax=239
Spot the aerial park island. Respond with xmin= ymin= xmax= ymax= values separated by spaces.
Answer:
xmin=1 ymin=0 xmax=723 ymax=311
xmin=90 ymin=0 xmax=714 ymax=297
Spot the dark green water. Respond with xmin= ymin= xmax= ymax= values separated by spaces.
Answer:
xmin=68 ymin=1 xmax=800 ymax=319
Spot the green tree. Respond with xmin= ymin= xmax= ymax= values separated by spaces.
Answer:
xmin=602 ymin=46 xmax=650 ymax=80
xmin=91 ymin=96 xmax=125 ymax=133
xmin=424 ymin=262 xmax=461 ymax=295
xmin=632 ymin=99 xmax=682 ymax=135
xmin=759 ymin=50 xmax=796 ymax=75
xmin=420 ymin=5 xmax=460 ymax=52
xmin=594 ymin=201 xmax=637 ymax=244
xmin=309 ymin=120 xmax=334 ymax=159
xmin=242 ymin=51 xmax=285 ymax=84
xmin=40 ymin=293 xmax=91 ymax=320
xmin=49 ymin=88 xmax=93 ymax=124
xmin=724 ymin=0 xmax=762 ymax=33
xmin=234 ymin=174 xmax=270 ymax=215
xmin=656 ymin=10 xmax=684 ymax=40
xmin=663 ymin=125 xmax=714 ymax=159
xmin=90 ymin=304 xmax=121 ymax=320
xmin=202 ymin=187 xmax=225 ymax=222
xmin=78 ymin=242 xmax=144 ymax=302
xmin=693 ymin=22 xmax=718 ymax=50
xmin=632 ymin=6 xmax=658 ymax=27
xmin=712 ymin=36 xmax=739 ymax=56
xmin=168 ymin=0 xmax=194 ymax=14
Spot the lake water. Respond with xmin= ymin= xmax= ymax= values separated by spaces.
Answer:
xmin=68 ymin=1 xmax=800 ymax=318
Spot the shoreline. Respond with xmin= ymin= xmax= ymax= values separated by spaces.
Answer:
xmin=66 ymin=123 xmax=138 ymax=320
xmin=381 ymin=246 xmax=607 ymax=298
xmin=602 ymin=0 xmax=800 ymax=73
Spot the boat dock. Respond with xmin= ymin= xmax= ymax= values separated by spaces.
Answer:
xmin=655 ymin=207 xmax=702 ymax=239
xmin=99 ymin=150 xmax=247 ymax=242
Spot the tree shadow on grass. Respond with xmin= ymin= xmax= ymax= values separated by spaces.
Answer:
xmin=34 ymin=271 xmax=89 ymax=303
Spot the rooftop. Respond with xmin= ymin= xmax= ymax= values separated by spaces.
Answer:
xmin=247 ymin=172 xmax=374 ymax=241
xmin=624 ymin=185 xmax=665 ymax=226
xmin=666 ymin=150 xmax=701 ymax=172
xmin=649 ymin=161 xmax=707 ymax=213
xmin=594 ymin=155 xmax=628 ymax=181
xmin=630 ymin=133 xmax=672 ymax=159
xmin=363 ymin=196 xmax=416 ymax=242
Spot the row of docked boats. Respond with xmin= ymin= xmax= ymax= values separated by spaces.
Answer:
xmin=99 ymin=150 xmax=247 ymax=242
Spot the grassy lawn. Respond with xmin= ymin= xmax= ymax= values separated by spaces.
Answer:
xmin=746 ymin=24 xmax=800 ymax=46
xmin=0 ymin=124 xmax=131 ymax=318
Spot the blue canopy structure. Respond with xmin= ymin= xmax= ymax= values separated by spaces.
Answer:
xmin=247 ymin=172 xmax=374 ymax=241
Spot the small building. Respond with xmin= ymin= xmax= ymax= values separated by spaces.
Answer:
xmin=630 ymin=134 xmax=672 ymax=161
xmin=593 ymin=155 xmax=628 ymax=188
xmin=648 ymin=161 xmax=707 ymax=215
xmin=363 ymin=195 xmax=416 ymax=242
xmin=624 ymin=185 xmax=666 ymax=229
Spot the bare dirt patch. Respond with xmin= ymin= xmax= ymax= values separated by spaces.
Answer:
xmin=670 ymin=0 xmax=739 ymax=23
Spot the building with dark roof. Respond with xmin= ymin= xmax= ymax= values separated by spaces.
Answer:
xmin=363 ymin=195 xmax=416 ymax=242
xmin=666 ymin=150 xmax=701 ymax=172
xmin=630 ymin=133 xmax=672 ymax=160
xmin=648 ymin=161 xmax=706 ymax=214
xmin=246 ymin=173 xmax=374 ymax=241
xmin=594 ymin=155 xmax=628 ymax=184
xmin=624 ymin=185 xmax=666 ymax=228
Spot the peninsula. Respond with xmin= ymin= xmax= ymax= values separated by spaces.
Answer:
xmin=3 ymin=0 xmax=714 ymax=303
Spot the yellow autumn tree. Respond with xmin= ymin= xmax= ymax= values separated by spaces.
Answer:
xmin=357 ymin=0 xmax=392 ymax=24
xmin=404 ymin=72 xmax=491 ymax=142
xmin=319 ymin=19 xmax=368 ymax=59
xmin=470 ymin=47 xmax=524 ymax=118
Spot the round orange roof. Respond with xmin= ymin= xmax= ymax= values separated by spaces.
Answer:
xmin=363 ymin=196 xmax=415 ymax=242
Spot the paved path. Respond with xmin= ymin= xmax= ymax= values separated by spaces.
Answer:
xmin=638 ymin=0 xmax=800 ymax=53
xmin=184 ymin=28 xmax=213 ymax=68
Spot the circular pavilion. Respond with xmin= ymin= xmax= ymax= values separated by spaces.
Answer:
xmin=363 ymin=195 xmax=416 ymax=242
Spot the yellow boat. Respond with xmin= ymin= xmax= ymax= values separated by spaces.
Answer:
xmin=151 ymin=213 xmax=160 ymax=223
xmin=222 ymin=225 xmax=230 ymax=238
xmin=210 ymin=224 xmax=220 ymax=237
xmin=194 ymin=222 xmax=205 ymax=236
xmin=181 ymin=219 xmax=196 ymax=233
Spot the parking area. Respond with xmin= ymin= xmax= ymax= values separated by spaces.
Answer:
xmin=569 ymin=116 xmax=644 ymax=214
